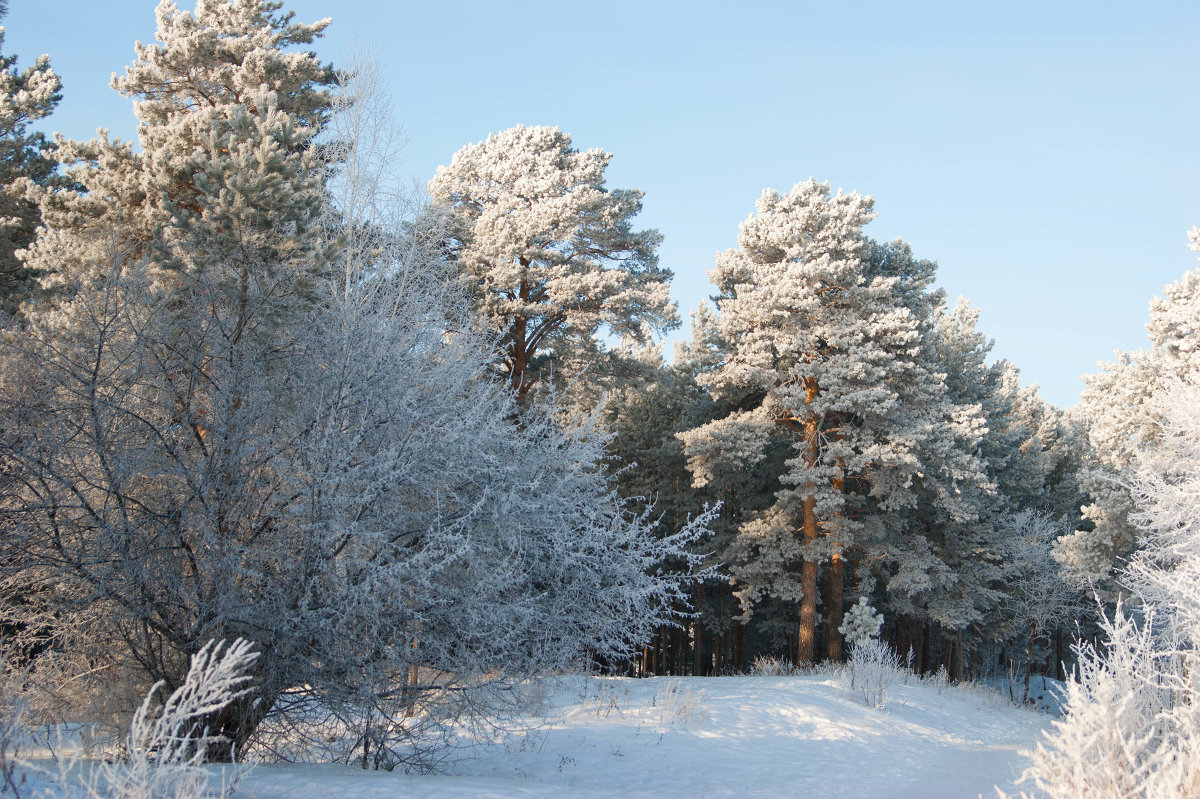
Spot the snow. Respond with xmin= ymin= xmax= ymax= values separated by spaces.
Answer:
xmin=20 ymin=672 xmax=1050 ymax=798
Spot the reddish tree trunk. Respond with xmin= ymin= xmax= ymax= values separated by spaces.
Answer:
xmin=798 ymin=379 xmax=821 ymax=665
xmin=798 ymin=495 xmax=818 ymax=665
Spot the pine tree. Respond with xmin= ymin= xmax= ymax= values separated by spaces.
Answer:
xmin=427 ymin=125 xmax=677 ymax=404
xmin=24 ymin=0 xmax=337 ymax=312
xmin=678 ymin=181 xmax=947 ymax=663
xmin=0 ymin=0 xmax=61 ymax=315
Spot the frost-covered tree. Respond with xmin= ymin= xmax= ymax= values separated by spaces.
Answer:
xmin=0 ymin=0 xmax=61 ymax=315
xmin=1024 ymin=380 xmax=1200 ymax=798
xmin=996 ymin=510 xmax=1079 ymax=702
xmin=877 ymin=294 xmax=1086 ymax=678
xmin=1019 ymin=238 xmax=1200 ymax=792
xmin=427 ymin=125 xmax=677 ymax=404
xmin=678 ymin=181 xmax=954 ymax=663
xmin=4 ymin=2 xmax=337 ymax=748
xmin=666 ymin=304 xmax=791 ymax=673
xmin=23 ymin=0 xmax=337 ymax=310
xmin=0 ymin=233 xmax=712 ymax=766
xmin=875 ymin=300 xmax=995 ymax=658
xmin=1125 ymin=380 xmax=1200 ymax=650
xmin=1065 ymin=229 xmax=1200 ymax=589
xmin=838 ymin=597 xmax=883 ymax=649
xmin=852 ymin=273 xmax=998 ymax=674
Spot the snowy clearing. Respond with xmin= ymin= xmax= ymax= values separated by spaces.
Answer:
xmin=21 ymin=672 xmax=1051 ymax=798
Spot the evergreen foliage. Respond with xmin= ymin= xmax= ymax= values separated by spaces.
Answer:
xmin=427 ymin=125 xmax=677 ymax=404
xmin=0 ymin=0 xmax=61 ymax=315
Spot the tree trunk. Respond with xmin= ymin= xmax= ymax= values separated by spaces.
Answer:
xmin=827 ymin=548 xmax=845 ymax=662
xmin=894 ymin=613 xmax=908 ymax=666
xmin=798 ymin=493 xmax=819 ymax=664
xmin=510 ymin=312 xmax=531 ymax=403
xmin=509 ymin=274 xmax=535 ymax=404
xmin=798 ymin=381 xmax=821 ymax=665
xmin=1056 ymin=627 xmax=1066 ymax=682
xmin=715 ymin=589 xmax=724 ymax=671
xmin=204 ymin=686 xmax=276 ymax=762
xmin=916 ymin=620 xmax=928 ymax=675
xmin=1024 ymin=620 xmax=1035 ymax=703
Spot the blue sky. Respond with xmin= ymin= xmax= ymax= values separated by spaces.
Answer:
xmin=6 ymin=1 xmax=1198 ymax=408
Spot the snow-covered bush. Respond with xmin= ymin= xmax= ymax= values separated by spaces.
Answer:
xmin=838 ymin=598 xmax=883 ymax=650
xmin=749 ymin=655 xmax=802 ymax=677
xmin=837 ymin=601 xmax=900 ymax=708
xmin=846 ymin=639 xmax=902 ymax=710
xmin=1021 ymin=607 xmax=1195 ymax=798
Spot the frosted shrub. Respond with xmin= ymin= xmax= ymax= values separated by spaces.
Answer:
xmin=838 ymin=598 xmax=883 ymax=650
xmin=1020 ymin=607 xmax=1199 ymax=798
xmin=839 ymin=602 xmax=900 ymax=709
xmin=847 ymin=639 xmax=901 ymax=710
xmin=62 ymin=639 xmax=259 ymax=799
xmin=650 ymin=681 xmax=708 ymax=730
xmin=1020 ymin=379 xmax=1200 ymax=798
xmin=749 ymin=655 xmax=801 ymax=677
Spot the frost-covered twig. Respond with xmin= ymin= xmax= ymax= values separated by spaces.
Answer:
xmin=72 ymin=639 xmax=258 ymax=799
xmin=0 ymin=659 xmax=26 ymax=797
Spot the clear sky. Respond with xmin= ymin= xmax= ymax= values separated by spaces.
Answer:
xmin=6 ymin=0 xmax=1198 ymax=408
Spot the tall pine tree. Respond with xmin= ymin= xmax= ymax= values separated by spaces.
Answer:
xmin=679 ymin=181 xmax=951 ymax=663
xmin=427 ymin=125 xmax=677 ymax=404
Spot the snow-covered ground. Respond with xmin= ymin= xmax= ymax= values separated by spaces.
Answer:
xmin=20 ymin=672 xmax=1051 ymax=799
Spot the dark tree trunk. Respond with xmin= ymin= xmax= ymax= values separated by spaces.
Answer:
xmin=827 ymin=550 xmax=845 ymax=662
